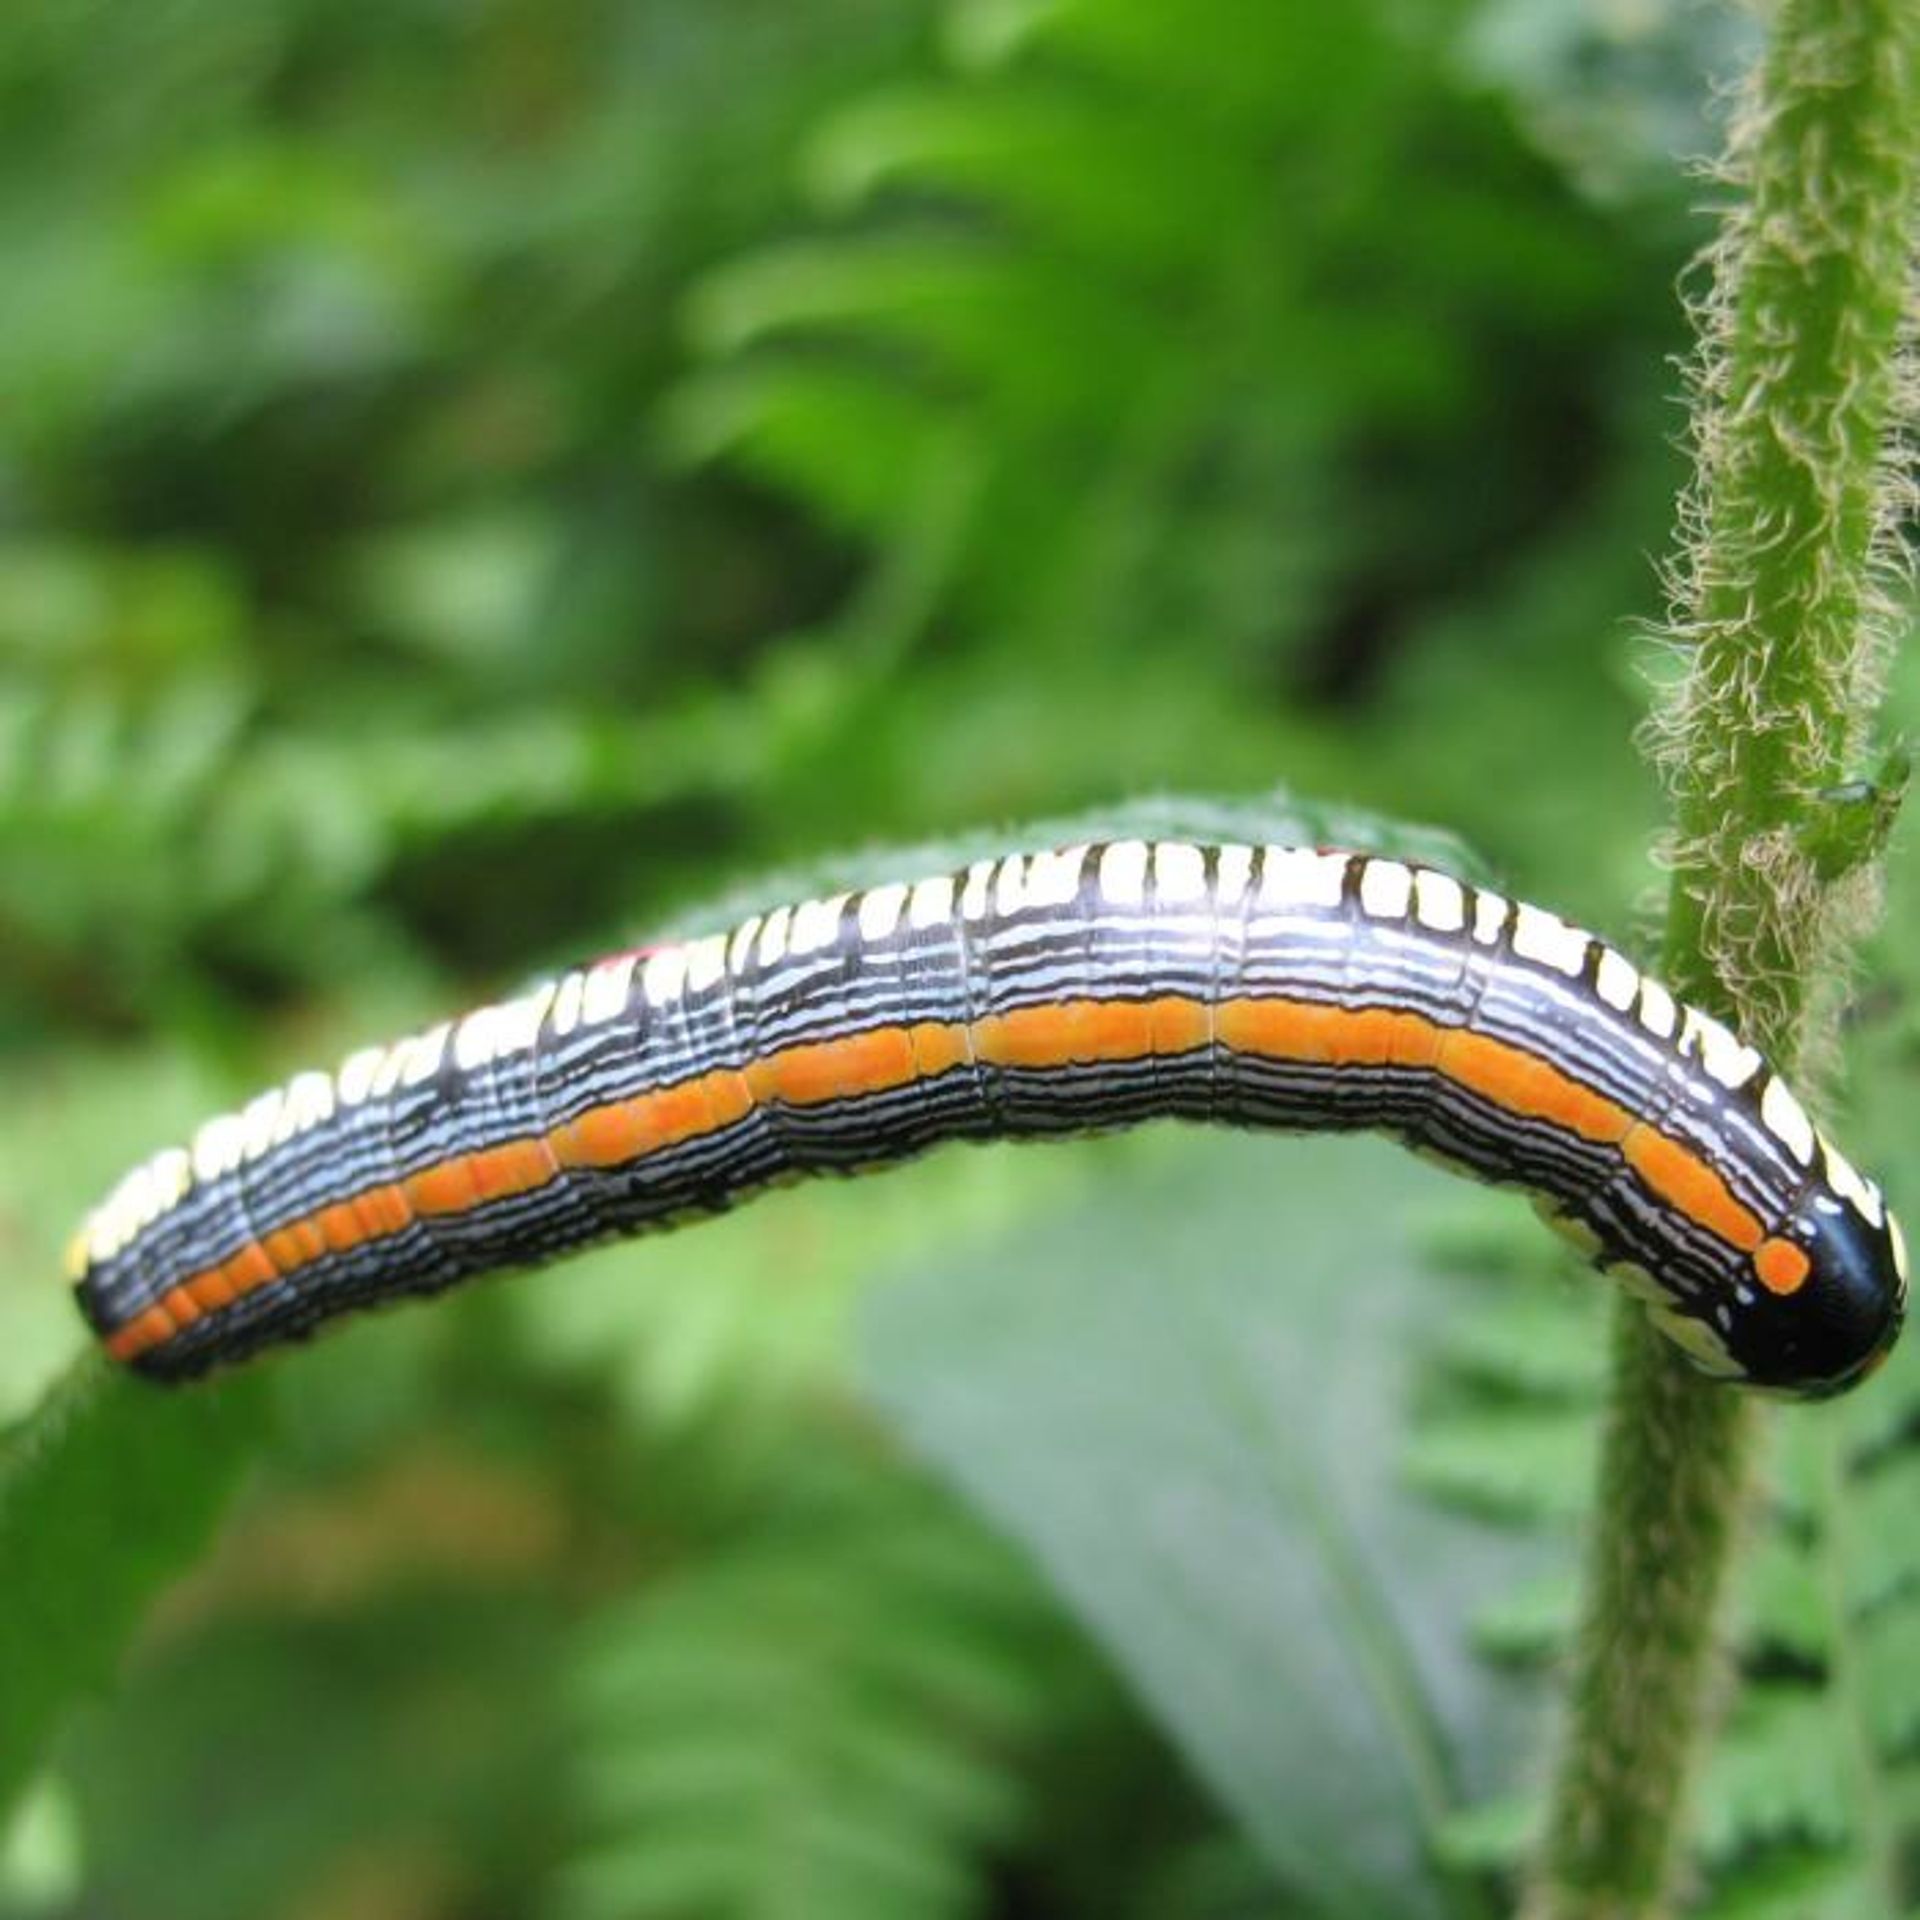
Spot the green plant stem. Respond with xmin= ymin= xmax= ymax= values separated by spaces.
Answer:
xmin=1529 ymin=1308 xmax=1759 ymax=1919
xmin=1529 ymin=0 xmax=1918 ymax=1913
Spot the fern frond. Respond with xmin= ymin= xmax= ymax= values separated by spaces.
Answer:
xmin=1415 ymin=1237 xmax=1920 ymax=1915
xmin=671 ymin=0 xmax=1647 ymax=729
xmin=554 ymin=1464 xmax=1068 ymax=1920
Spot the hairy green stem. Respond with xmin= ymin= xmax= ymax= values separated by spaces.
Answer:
xmin=1528 ymin=0 xmax=1918 ymax=1914
xmin=1531 ymin=1317 xmax=1756 ymax=1918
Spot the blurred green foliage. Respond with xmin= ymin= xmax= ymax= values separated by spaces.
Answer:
xmin=3 ymin=0 xmax=1915 ymax=1916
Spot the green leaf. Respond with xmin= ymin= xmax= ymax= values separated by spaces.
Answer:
xmin=1696 ymin=1848 xmax=1884 ymax=1920
xmin=1431 ymin=1792 xmax=1537 ymax=1874
xmin=860 ymin=1129 xmax=1556 ymax=1916
xmin=1858 ymin=1601 xmax=1920 ymax=1759
xmin=1422 ymin=1278 xmax=1605 ymax=1402
xmin=1839 ymin=1451 xmax=1920 ymax=1618
xmin=1694 ymin=1687 xmax=1855 ymax=1863
xmin=802 ymin=83 xmax=1259 ymax=269
xmin=0 ymin=1358 xmax=271 ymax=1814
xmin=557 ymin=1465 xmax=1065 ymax=1920
xmin=661 ymin=362 xmax=965 ymax=539
xmin=1734 ymin=1533 xmax=1829 ymax=1669
xmin=1467 ymin=1573 xmax=1576 ymax=1670
xmin=1402 ymin=1409 xmax=1596 ymax=1527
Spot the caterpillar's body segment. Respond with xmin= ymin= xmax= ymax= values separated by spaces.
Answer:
xmin=70 ymin=843 xmax=1907 ymax=1395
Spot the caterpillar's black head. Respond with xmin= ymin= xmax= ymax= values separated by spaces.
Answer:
xmin=1646 ymin=1188 xmax=1906 ymax=1398
xmin=1777 ymin=1193 xmax=1906 ymax=1397
xmin=1735 ymin=1192 xmax=1907 ymax=1399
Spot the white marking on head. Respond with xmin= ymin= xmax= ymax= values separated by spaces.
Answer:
xmin=1637 ymin=979 xmax=1678 ymax=1040
xmin=1411 ymin=869 xmax=1466 ymax=934
xmin=858 ymin=883 xmax=909 ymax=942
xmin=1153 ymin=842 xmax=1207 ymax=905
xmin=1259 ymin=846 xmax=1345 ymax=912
xmin=909 ymin=874 xmax=955 ymax=929
xmin=1357 ymin=859 xmax=1413 ymax=921
xmin=1823 ymin=1139 xmax=1885 ymax=1227
xmin=1593 ymin=948 xmax=1639 ymax=1014
xmin=994 ymin=854 xmax=1030 ymax=916
xmin=1214 ymin=844 xmax=1253 ymax=908
xmin=1510 ymin=903 xmax=1588 ymax=977
xmin=1760 ymin=1078 xmax=1816 ymax=1167
xmin=1889 ymin=1211 xmax=1909 ymax=1295
xmin=1100 ymin=840 xmax=1149 ymax=907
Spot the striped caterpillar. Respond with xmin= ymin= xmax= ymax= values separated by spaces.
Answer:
xmin=70 ymin=842 xmax=1906 ymax=1395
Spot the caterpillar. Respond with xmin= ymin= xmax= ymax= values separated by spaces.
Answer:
xmin=69 ymin=841 xmax=1906 ymax=1395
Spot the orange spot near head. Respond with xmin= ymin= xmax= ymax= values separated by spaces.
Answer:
xmin=1754 ymin=1236 xmax=1812 ymax=1296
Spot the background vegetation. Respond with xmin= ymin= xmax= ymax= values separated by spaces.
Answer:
xmin=2 ymin=1 xmax=1915 ymax=1915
